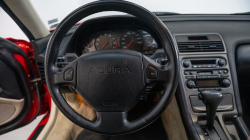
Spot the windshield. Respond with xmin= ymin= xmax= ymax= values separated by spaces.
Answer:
xmin=30 ymin=0 xmax=250 ymax=29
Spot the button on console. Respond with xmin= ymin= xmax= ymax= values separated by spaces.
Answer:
xmin=197 ymin=76 xmax=202 ymax=79
xmin=185 ymin=76 xmax=195 ymax=79
xmin=184 ymin=71 xmax=190 ymax=75
xmin=208 ymin=76 xmax=213 ymax=79
xmin=202 ymin=76 xmax=208 ymax=79
xmin=198 ymin=88 xmax=205 ymax=91
xmin=216 ymin=87 xmax=222 ymax=91
xmin=191 ymin=71 xmax=197 ymax=75
xmin=220 ymin=75 xmax=229 ymax=78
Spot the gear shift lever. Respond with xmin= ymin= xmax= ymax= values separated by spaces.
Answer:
xmin=198 ymin=90 xmax=223 ymax=130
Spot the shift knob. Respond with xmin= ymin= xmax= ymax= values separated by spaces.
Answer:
xmin=198 ymin=90 xmax=223 ymax=130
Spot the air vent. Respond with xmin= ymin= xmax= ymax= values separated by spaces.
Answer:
xmin=177 ymin=42 xmax=200 ymax=52
xmin=37 ymin=62 xmax=45 ymax=83
xmin=177 ymin=41 xmax=224 ymax=52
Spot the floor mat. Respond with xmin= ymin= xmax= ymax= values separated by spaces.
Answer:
xmin=75 ymin=118 xmax=168 ymax=140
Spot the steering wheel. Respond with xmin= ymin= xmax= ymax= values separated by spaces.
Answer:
xmin=45 ymin=0 xmax=179 ymax=135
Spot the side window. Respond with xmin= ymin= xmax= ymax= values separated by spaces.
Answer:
xmin=0 ymin=8 xmax=29 ymax=41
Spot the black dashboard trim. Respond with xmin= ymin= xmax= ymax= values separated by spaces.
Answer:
xmin=159 ymin=15 xmax=250 ymax=22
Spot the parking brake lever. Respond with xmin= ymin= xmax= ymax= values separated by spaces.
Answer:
xmin=198 ymin=90 xmax=223 ymax=130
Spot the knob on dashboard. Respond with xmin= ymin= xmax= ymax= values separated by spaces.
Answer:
xmin=218 ymin=58 xmax=226 ymax=66
xmin=221 ymin=79 xmax=231 ymax=87
xmin=187 ymin=80 xmax=196 ymax=88
xmin=183 ymin=60 xmax=191 ymax=68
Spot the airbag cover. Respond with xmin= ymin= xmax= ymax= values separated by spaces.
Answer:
xmin=75 ymin=50 xmax=144 ymax=111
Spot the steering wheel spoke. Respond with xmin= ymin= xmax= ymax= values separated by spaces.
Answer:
xmin=94 ymin=111 xmax=129 ymax=134
xmin=54 ymin=60 xmax=78 ymax=89
xmin=143 ymin=55 xmax=170 ymax=84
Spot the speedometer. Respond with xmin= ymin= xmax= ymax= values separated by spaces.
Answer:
xmin=120 ymin=31 xmax=143 ymax=51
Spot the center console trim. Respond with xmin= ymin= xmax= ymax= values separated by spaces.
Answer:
xmin=174 ymin=33 xmax=239 ymax=140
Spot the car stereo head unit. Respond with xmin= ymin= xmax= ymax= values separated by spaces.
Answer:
xmin=182 ymin=58 xmax=227 ymax=68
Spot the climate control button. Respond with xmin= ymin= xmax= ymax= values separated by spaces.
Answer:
xmin=221 ymin=79 xmax=231 ymax=87
xmin=183 ymin=60 xmax=191 ymax=68
xmin=218 ymin=59 xmax=226 ymax=66
xmin=187 ymin=80 xmax=196 ymax=88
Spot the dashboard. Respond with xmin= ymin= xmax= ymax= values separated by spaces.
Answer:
xmin=32 ymin=14 xmax=250 ymax=140
xmin=77 ymin=30 xmax=158 ymax=56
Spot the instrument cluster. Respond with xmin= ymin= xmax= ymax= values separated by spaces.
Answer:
xmin=80 ymin=30 xmax=158 ymax=55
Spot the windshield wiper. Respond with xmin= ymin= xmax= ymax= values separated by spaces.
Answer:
xmin=231 ymin=12 xmax=250 ymax=15
xmin=153 ymin=12 xmax=180 ymax=16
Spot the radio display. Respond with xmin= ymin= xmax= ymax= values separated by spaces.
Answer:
xmin=196 ymin=80 xmax=219 ymax=87
xmin=191 ymin=60 xmax=216 ymax=65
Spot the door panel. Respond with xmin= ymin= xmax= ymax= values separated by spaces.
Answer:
xmin=0 ymin=98 xmax=24 ymax=125
xmin=0 ymin=58 xmax=25 ymax=126
xmin=0 ymin=37 xmax=50 ymax=135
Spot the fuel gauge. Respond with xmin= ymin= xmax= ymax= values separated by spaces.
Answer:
xmin=144 ymin=36 xmax=154 ymax=46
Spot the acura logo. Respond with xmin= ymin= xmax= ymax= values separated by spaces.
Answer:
xmin=88 ymin=67 xmax=131 ymax=74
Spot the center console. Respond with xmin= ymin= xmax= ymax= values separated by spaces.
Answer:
xmin=175 ymin=34 xmax=241 ymax=140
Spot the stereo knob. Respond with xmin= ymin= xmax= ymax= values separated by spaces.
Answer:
xmin=187 ymin=80 xmax=196 ymax=88
xmin=218 ymin=59 xmax=226 ymax=66
xmin=183 ymin=60 xmax=191 ymax=68
xmin=221 ymin=79 xmax=231 ymax=87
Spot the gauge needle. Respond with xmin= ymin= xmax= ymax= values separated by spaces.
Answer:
xmin=101 ymin=41 xmax=108 ymax=50
xmin=126 ymin=40 xmax=134 ymax=49
xmin=86 ymin=42 xmax=90 ymax=47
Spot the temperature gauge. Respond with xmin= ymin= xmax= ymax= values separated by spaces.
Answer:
xmin=143 ymin=44 xmax=158 ymax=55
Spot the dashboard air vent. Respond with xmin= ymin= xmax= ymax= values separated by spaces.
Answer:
xmin=37 ymin=62 xmax=46 ymax=83
xmin=177 ymin=41 xmax=224 ymax=52
xmin=177 ymin=42 xmax=200 ymax=52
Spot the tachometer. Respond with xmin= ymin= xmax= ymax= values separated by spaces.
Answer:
xmin=95 ymin=33 xmax=117 ymax=50
xmin=120 ymin=31 xmax=143 ymax=51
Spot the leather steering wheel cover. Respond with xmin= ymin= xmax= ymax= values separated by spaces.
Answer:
xmin=45 ymin=0 xmax=179 ymax=134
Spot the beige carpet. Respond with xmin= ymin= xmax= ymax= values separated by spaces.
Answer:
xmin=161 ymin=96 xmax=188 ymax=140
xmin=46 ymin=90 xmax=187 ymax=140
xmin=46 ymin=92 xmax=95 ymax=140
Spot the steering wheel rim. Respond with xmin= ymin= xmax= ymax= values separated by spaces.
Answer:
xmin=45 ymin=0 xmax=179 ymax=135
